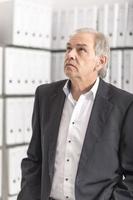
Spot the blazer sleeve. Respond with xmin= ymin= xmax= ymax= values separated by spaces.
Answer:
xmin=111 ymin=101 xmax=133 ymax=200
xmin=17 ymin=87 xmax=42 ymax=200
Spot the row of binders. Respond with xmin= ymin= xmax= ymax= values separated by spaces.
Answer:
xmin=0 ymin=0 xmax=133 ymax=49
xmin=52 ymin=2 xmax=133 ymax=49
xmin=0 ymin=0 xmax=52 ymax=49
xmin=52 ymin=7 xmax=97 ymax=49
xmin=45 ymin=50 xmax=133 ymax=94
xmin=105 ymin=50 xmax=133 ymax=94
xmin=0 ymin=46 xmax=51 ymax=95
xmin=7 ymin=145 xmax=28 ymax=196
xmin=0 ymin=97 xmax=34 ymax=145
xmin=98 ymin=2 xmax=133 ymax=48
xmin=0 ymin=47 xmax=133 ymax=95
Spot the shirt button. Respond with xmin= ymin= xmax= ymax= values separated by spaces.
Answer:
xmin=72 ymin=121 xmax=75 ymax=124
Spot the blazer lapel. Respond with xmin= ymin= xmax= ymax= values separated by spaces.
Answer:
xmin=76 ymin=79 xmax=114 ymax=178
xmin=48 ymin=88 xmax=66 ymax=180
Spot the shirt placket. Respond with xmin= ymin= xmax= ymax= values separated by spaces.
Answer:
xmin=63 ymin=96 xmax=85 ymax=200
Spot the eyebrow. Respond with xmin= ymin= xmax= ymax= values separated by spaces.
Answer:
xmin=66 ymin=43 xmax=88 ymax=47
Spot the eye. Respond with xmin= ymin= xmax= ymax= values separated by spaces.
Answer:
xmin=78 ymin=47 xmax=87 ymax=53
xmin=66 ymin=46 xmax=72 ymax=52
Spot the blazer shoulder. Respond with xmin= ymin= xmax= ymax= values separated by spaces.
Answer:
xmin=35 ymin=79 xmax=67 ymax=97
xmin=109 ymin=83 xmax=133 ymax=100
xmin=104 ymin=81 xmax=133 ymax=107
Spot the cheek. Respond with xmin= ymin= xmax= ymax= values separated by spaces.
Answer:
xmin=79 ymin=58 xmax=90 ymax=68
xmin=80 ymin=61 xmax=96 ymax=74
xmin=64 ymin=55 xmax=67 ymax=63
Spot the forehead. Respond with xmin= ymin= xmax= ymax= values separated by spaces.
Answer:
xmin=68 ymin=32 xmax=95 ymax=47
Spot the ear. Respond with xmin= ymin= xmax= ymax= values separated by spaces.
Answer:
xmin=96 ymin=55 xmax=108 ymax=71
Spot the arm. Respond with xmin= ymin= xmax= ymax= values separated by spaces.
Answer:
xmin=111 ymin=101 xmax=133 ymax=200
xmin=17 ymin=87 xmax=42 ymax=200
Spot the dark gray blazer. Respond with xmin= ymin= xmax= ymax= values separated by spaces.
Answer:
xmin=17 ymin=78 xmax=133 ymax=200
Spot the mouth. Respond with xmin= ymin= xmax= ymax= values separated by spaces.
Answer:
xmin=65 ymin=63 xmax=76 ymax=68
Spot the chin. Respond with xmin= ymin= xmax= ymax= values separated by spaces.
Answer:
xmin=64 ymin=71 xmax=70 ymax=78
xmin=65 ymin=72 xmax=76 ymax=80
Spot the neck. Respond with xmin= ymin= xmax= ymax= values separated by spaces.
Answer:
xmin=70 ymin=78 xmax=97 ymax=101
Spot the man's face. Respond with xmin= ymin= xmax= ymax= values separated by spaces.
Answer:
xmin=64 ymin=32 xmax=100 ymax=82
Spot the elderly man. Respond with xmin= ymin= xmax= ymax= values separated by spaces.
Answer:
xmin=17 ymin=28 xmax=133 ymax=200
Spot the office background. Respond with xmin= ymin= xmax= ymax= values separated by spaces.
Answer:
xmin=0 ymin=0 xmax=133 ymax=199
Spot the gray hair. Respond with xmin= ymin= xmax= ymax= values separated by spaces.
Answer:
xmin=70 ymin=28 xmax=110 ymax=78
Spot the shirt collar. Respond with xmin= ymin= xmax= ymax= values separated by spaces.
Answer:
xmin=63 ymin=77 xmax=100 ymax=99
xmin=90 ymin=77 xmax=100 ymax=99
xmin=63 ymin=79 xmax=71 ymax=96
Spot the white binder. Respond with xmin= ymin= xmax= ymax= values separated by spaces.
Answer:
xmin=51 ymin=52 xmax=67 ymax=82
xmin=0 ymin=99 xmax=3 ymax=147
xmin=75 ymin=8 xmax=85 ymax=30
xmin=58 ymin=8 xmax=77 ymax=50
xmin=8 ymin=145 xmax=28 ymax=195
xmin=0 ymin=47 xmax=3 ymax=95
xmin=51 ymin=10 xmax=60 ymax=50
xmin=97 ymin=4 xmax=108 ymax=34
xmin=85 ymin=6 xmax=98 ymax=30
xmin=58 ymin=9 xmax=68 ymax=50
xmin=37 ymin=6 xmax=52 ymax=49
xmin=6 ymin=98 xmax=25 ymax=145
xmin=107 ymin=4 xmax=119 ymax=47
xmin=116 ymin=2 xmax=128 ymax=47
xmin=23 ymin=98 xmax=34 ymax=143
xmin=125 ymin=3 xmax=133 ymax=47
xmin=123 ymin=50 xmax=133 ymax=93
xmin=0 ymin=0 xmax=52 ymax=48
xmin=6 ymin=97 xmax=34 ymax=145
xmin=75 ymin=6 xmax=97 ymax=30
xmin=4 ymin=47 xmax=51 ymax=95
xmin=66 ymin=9 xmax=77 ymax=42
xmin=110 ymin=50 xmax=122 ymax=89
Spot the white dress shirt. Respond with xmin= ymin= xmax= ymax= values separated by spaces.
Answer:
xmin=50 ymin=78 xmax=100 ymax=200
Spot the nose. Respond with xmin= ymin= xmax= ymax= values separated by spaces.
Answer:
xmin=66 ymin=48 xmax=76 ymax=60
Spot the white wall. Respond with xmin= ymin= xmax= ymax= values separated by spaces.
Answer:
xmin=38 ymin=0 xmax=133 ymax=8
xmin=0 ymin=0 xmax=133 ymax=7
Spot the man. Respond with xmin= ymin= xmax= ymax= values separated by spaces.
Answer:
xmin=17 ymin=28 xmax=133 ymax=200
